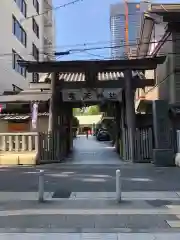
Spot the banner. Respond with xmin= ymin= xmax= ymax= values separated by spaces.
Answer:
xmin=31 ymin=102 xmax=38 ymax=129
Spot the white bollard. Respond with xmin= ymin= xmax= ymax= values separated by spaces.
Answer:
xmin=116 ymin=169 xmax=122 ymax=202
xmin=38 ymin=170 xmax=45 ymax=202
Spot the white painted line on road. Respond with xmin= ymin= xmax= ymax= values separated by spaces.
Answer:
xmin=70 ymin=192 xmax=180 ymax=200
xmin=166 ymin=205 xmax=180 ymax=209
xmin=0 ymin=207 xmax=180 ymax=217
xmin=0 ymin=192 xmax=53 ymax=201
xmin=81 ymin=178 xmax=107 ymax=182
xmin=124 ymin=177 xmax=153 ymax=182
xmin=67 ymin=197 xmax=180 ymax=201
xmin=166 ymin=220 xmax=180 ymax=228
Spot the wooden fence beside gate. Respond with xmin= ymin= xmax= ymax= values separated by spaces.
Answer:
xmin=37 ymin=131 xmax=63 ymax=163
xmin=38 ymin=128 xmax=154 ymax=163
xmin=121 ymin=128 xmax=153 ymax=162
xmin=37 ymin=128 xmax=72 ymax=163
xmin=121 ymin=127 xmax=177 ymax=162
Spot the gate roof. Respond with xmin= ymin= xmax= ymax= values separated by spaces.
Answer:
xmin=0 ymin=56 xmax=166 ymax=103
xmin=40 ymin=71 xmax=141 ymax=82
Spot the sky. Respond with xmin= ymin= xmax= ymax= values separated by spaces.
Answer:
xmin=52 ymin=0 xmax=179 ymax=61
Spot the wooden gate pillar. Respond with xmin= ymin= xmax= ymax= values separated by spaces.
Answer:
xmin=115 ymin=102 xmax=121 ymax=154
xmin=61 ymin=104 xmax=67 ymax=158
xmin=68 ymin=105 xmax=73 ymax=153
xmin=120 ymin=90 xmax=126 ymax=160
xmin=56 ymin=82 xmax=64 ymax=160
xmin=48 ymin=72 xmax=59 ymax=132
xmin=124 ymin=70 xmax=136 ymax=162
xmin=48 ymin=72 xmax=59 ymax=160
xmin=64 ymin=104 xmax=71 ymax=156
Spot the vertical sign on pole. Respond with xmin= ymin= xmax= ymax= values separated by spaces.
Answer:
xmin=0 ymin=104 xmax=6 ymax=113
xmin=32 ymin=102 xmax=38 ymax=129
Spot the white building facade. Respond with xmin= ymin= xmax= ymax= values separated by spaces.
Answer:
xmin=0 ymin=0 xmax=54 ymax=94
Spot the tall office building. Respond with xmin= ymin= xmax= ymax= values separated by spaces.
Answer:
xmin=110 ymin=2 xmax=141 ymax=59
xmin=0 ymin=0 xmax=55 ymax=94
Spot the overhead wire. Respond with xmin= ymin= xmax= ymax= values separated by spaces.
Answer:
xmin=0 ymin=38 xmax=179 ymax=60
xmin=4 ymin=0 xmax=175 ymax=96
xmin=54 ymin=38 xmax=180 ymax=56
xmin=136 ymin=69 xmax=175 ymax=105
xmin=24 ymin=0 xmax=85 ymax=21
xmin=42 ymin=38 xmax=143 ymax=51
xmin=136 ymin=3 xmax=172 ymax=102
xmin=31 ymin=38 xmax=148 ymax=52
xmin=24 ymin=1 xmax=144 ymax=22
xmin=79 ymin=51 xmax=109 ymax=59
xmin=143 ymin=71 xmax=174 ymax=96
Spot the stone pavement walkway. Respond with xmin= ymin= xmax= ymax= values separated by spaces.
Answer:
xmin=71 ymin=135 xmax=121 ymax=164
xmin=0 ymin=137 xmax=180 ymax=238
xmin=0 ymin=191 xmax=179 ymax=232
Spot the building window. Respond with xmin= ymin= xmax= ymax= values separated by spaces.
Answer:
xmin=12 ymin=49 xmax=27 ymax=77
xmin=32 ymin=43 xmax=39 ymax=61
xmin=32 ymin=18 xmax=39 ymax=38
xmin=32 ymin=73 xmax=39 ymax=82
xmin=33 ymin=0 xmax=39 ymax=14
xmin=12 ymin=15 xmax=27 ymax=47
xmin=14 ymin=0 xmax=27 ymax=17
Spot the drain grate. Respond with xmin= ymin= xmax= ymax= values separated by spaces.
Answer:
xmin=146 ymin=200 xmax=172 ymax=207
xmin=52 ymin=189 xmax=71 ymax=198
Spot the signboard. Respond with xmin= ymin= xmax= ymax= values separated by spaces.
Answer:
xmin=0 ymin=104 xmax=6 ymax=113
xmin=62 ymin=89 xmax=122 ymax=102
xmin=31 ymin=103 xmax=38 ymax=129
xmin=8 ymin=122 xmax=29 ymax=132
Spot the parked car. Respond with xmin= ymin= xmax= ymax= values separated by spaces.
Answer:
xmin=96 ymin=129 xmax=110 ymax=141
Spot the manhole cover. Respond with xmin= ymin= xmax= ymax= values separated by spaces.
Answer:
xmin=146 ymin=200 xmax=171 ymax=207
xmin=52 ymin=189 xmax=71 ymax=198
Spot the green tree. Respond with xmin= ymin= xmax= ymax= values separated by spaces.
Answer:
xmin=73 ymin=108 xmax=82 ymax=116
xmin=72 ymin=116 xmax=79 ymax=128
xmin=87 ymin=105 xmax=100 ymax=115
xmin=72 ymin=116 xmax=79 ymax=137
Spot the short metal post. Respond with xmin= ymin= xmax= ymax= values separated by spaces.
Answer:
xmin=116 ymin=169 xmax=122 ymax=202
xmin=38 ymin=170 xmax=44 ymax=202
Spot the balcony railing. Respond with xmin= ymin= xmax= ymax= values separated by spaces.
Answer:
xmin=44 ymin=37 xmax=52 ymax=46
xmin=44 ymin=14 xmax=52 ymax=27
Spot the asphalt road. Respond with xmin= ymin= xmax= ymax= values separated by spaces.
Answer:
xmin=0 ymin=135 xmax=180 ymax=192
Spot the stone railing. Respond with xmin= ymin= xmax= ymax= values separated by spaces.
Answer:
xmin=0 ymin=132 xmax=39 ymax=152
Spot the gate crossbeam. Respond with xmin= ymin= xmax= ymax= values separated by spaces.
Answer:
xmin=18 ymin=56 xmax=166 ymax=72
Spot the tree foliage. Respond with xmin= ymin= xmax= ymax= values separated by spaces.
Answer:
xmin=72 ymin=116 xmax=79 ymax=127
xmin=87 ymin=105 xmax=100 ymax=115
xmin=73 ymin=105 xmax=100 ymax=116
